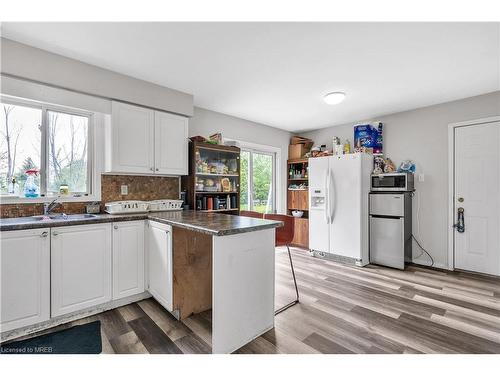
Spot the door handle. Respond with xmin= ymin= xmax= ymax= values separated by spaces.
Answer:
xmin=453 ymin=207 xmax=465 ymax=233
xmin=329 ymin=169 xmax=334 ymax=222
xmin=325 ymin=170 xmax=330 ymax=224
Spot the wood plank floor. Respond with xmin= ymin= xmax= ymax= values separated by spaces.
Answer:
xmin=8 ymin=247 xmax=500 ymax=354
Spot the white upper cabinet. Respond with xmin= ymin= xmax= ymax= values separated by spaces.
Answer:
xmin=0 ymin=229 xmax=50 ymax=332
xmin=154 ymin=111 xmax=188 ymax=175
xmin=108 ymin=101 xmax=155 ymax=174
xmin=105 ymin=101 xmax=188 ymax=175
xmin=51 ymin=223 xmax=112 ymax=317
xmin=112 ymin=221 xmax=145 ymax=300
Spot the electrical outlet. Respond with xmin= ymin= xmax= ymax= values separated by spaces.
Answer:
xmin=120 ymin=185 xmax=128 ymax=195
xmin=418 ymin=174 xmax=425 ymax=182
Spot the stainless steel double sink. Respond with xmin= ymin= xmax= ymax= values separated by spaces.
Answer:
xmin=10 ymin=214 xmax=98 ymax=223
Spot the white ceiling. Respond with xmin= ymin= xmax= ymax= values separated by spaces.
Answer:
xmin=1 ymin=22 xmax=499 ymax=132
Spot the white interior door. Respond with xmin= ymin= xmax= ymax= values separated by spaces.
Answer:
xmin=454 ymin=121 xmax=500 ymax=276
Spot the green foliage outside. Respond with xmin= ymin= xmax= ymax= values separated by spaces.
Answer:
xmin=240 ymin=151 xmax=273 ymax=213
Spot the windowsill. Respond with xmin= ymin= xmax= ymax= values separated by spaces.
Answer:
xmin=0 ymin=195 xmax=100 ymax=204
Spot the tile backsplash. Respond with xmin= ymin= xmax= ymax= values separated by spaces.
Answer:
xmin=100 ymin=175 xmax=179 ymax=210
xmin=0 ymin=174 xmax=180 ymax=218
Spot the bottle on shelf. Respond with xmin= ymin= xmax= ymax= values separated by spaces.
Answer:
xmin=23 ymin=169 xmax=40 ymax=198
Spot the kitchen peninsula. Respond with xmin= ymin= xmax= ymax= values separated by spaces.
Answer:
xmin=0 ymin=211 xmax=282 ymax=354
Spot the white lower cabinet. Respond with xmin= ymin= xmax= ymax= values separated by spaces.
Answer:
xmin=112 ymin=221 xmax=145 ymax=300
xmin=0 ymin=228 xmax=50 ymax=332
xmin=51 ymin=223 xmax=112 ymax=317
xmin=147 ymin=221 xmax=173 ymax=311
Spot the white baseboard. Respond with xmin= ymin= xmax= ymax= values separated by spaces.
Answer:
xmin=1 ymin=291 xmax=151 ymax=343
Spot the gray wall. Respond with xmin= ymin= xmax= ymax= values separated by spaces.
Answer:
xmin=190 ymin=107 xmax=291 ymax=212
xmin=1 ymin=38 xmax=193 ymax=116
xmin=300 ymin=91 xmax=500 ymax=269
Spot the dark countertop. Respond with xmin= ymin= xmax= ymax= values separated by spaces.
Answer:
xmin=148 ymin=211 xmax=282 ymax=236
xmin=0 ymin=211 xmax=282 ymax=236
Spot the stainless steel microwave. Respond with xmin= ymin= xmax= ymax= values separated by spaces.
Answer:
xmin=371 ymin=173 xmax=414 ymax=191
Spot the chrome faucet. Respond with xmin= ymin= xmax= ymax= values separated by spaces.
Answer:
xmin=43 ymin=198 xmax=61 ymax=215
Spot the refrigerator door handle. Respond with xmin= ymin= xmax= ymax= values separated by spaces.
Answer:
xmin=329 ymin=168 xmax=335 ymax=222
xmin=325 ymin=169 xmax=330 ymax=224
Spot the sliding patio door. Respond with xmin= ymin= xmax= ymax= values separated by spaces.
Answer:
xmin=240 ymin=148 xmax=276 ymax=214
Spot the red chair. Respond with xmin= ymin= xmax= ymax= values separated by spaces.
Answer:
xmin=239 ymin=210 xmax=264 ymax=219
xmin=264 ymin=213 xmax=299 ymax=315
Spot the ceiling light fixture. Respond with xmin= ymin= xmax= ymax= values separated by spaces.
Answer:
xmin=323 ymin=92 xmax=346 ymax=105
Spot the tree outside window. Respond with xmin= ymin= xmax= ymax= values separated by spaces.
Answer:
xmin=239 ymin=148 xmax=275 ymax=214
xmin=0 ymin=101 xmax=91 ymax=197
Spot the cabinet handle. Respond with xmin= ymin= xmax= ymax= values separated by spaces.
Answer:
xmin=52 ymin=232 xmax=59 ymax=236
xmin=150 ymin=167 xmax=154 ymax=171
xmin=114 ymin=225 xmax=118 ymax=230
xmin=40 ymin=231 xmax=48 ymax=237
xmin=156 ymin=168 xmax=159 ymax=171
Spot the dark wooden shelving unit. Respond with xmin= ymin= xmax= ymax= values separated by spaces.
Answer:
xmin=182 ymin=141 xmax=240 ymax=215
xmin=287 ymin=158 xmax=309 ymax=249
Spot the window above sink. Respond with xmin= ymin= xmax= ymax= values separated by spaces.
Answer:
xmin=0 ymin=95 xmax=103 ymax=204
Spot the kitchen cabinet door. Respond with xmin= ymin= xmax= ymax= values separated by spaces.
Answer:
xmin=154 ymin=111 xmax=188 ymax=175
xmin=287 ymin=190 xmax=297 ymax=210
xmin=112 ymin=221 xmax=145 ymax=300
xmin=107 ymin=101 xmax=155 ymax=174
xmin=147 ymin=221 xmax=173 ymax=311
xmin=291 ymin=217 xmax=309 ymax=249
xmin=297 ymin=190 xmax=309 ymax=210
xmin=0 ymin=229 xmax=50 ymax=332
xmin=288 ymin=190 xmax=308 ymax=211
xmin=51 ymin=224 xmax=112 ymax=317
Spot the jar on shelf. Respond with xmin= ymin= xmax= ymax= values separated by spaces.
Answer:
xmin=59 ymin=184 xmax=70 ymax=195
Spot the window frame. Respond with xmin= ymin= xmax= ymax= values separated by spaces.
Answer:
xmin=236 ymin=140 xmax=280 ymax=214
xmin=0 ymin=95 xmax=100 ymax=203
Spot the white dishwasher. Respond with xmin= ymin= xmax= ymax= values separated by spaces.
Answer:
xmin=369 ymin=192 xmax=412 ymax=269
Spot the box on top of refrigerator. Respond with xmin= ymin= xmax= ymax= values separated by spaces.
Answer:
xmin=354 ymin=123 xmax=383 ymax=154
xmin=354 ymin=124 xmax=376 ymax=149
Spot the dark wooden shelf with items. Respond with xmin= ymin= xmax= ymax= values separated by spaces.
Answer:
xmin=181 ymin=140 xmax=240 ymax=215
xmin=287 ymin=157 xmax=309 ymax=249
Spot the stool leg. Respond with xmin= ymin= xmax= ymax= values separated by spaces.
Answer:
xmin=275 ymin=245 xmax=300 ymax=315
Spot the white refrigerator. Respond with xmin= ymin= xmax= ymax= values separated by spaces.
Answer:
xmin=308 ymin=153 xmax=373 ymax=266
